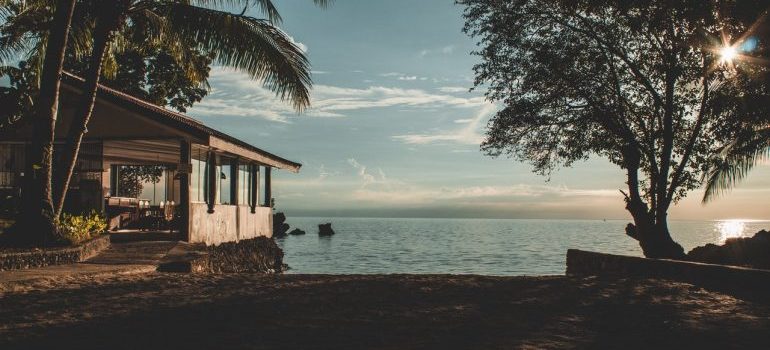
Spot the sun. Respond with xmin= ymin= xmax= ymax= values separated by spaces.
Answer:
xmin=719 ymin=45 xmax=738 ymax=64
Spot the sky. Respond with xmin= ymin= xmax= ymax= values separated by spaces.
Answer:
xmin=186 ymin=0 xmax=770 ymax=221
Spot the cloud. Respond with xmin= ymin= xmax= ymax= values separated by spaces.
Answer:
xmin=418 ymin=45 xmax=456 ymax=58
xmin=347 ymin=158 xmax=388 ymax=187
xmin=438 ymin=86 xmax=469 ymax=93
xmin=188 ymin=67 xmax=487 ymax=123
xmin=381 ymin=72 xmax=426 ymax=81
xmin=311 ymin=85 xmax=486 ymax=111
xmin=392 ymin=103 xmax=497 ymax=145
xmin=285 ymin=34 xmax=308 ymax=53
xmin=350 ymin=182 xmax=619 ymax=206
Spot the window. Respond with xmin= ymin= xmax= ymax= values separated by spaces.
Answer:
xmin=218 ymin=157 xmax=233 ymax=205
xmin=111 ymin=165 xmax=166 ymax=204
xmin=0 ymin=144 xmax=24 ymax=189
xmin=259 ymin=166 xmax=266 ymax=206
xmin=190 ymin=148 xmax=207 ymax=202
xmin=237 ymin=164 xmax=250 ymax=205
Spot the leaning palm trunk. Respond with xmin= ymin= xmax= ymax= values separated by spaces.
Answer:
xmin=11 ymin=0 xmax=77 ymax=245
xmin=53 ymin=7 xmax=124 ymax=217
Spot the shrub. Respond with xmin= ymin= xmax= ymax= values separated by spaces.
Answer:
xmin=57 ymin=211 xmax=106 ymax=245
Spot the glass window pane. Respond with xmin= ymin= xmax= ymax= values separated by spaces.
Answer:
xmin=219 ymin=157 xmax=232 ymax=205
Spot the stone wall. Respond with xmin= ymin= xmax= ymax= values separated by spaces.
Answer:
xmin=0 ymin=235 xmax=111 ymax=271
xmin=158 ymin=237 xmax=284 ymax=273
xmin=566 ymin=249 xmax=770 ymax=300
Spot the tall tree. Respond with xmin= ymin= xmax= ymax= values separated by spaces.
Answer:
xmin=459 ymin=0 xmax=770 ymax=258
xmin=5 ymin=0 xmax=76 ymax=245
xmin=52 ymin=0 xmax=328 ymax=216
xmin=1 ymin=0 xmax=331 ymax=221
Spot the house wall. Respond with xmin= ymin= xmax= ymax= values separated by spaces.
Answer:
xmin=189 ymin=203 xmax=272 ymax=245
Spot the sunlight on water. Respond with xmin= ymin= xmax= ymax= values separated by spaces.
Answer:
xmin=716 ymin=219 xmax=750 ymax=243
xmin=277 ymin=218 xmax=770 ymax=275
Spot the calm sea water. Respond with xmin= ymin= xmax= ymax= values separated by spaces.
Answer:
xmin=275 ymin=217 xmax=769 ymax=276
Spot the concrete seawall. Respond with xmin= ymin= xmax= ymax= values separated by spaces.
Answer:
xmin=567 ymin=249 xmax=770 ymax=300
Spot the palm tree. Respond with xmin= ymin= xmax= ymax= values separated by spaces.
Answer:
xmin=1 ymin=0 xmax=331 ymax=219
xmin=1 ymin=0 xmax=77 ymax=245
xmin=702 ymin=127 xmax=770 ymax=203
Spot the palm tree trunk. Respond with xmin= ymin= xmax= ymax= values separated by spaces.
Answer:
xmin=10 ymin=0 xmax=77 ymax=246
xmin=53 ymin=20 xmax=114 ymax=217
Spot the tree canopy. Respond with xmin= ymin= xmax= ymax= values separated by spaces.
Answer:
xmin=460 ymin=0 xmax=770 ymax=257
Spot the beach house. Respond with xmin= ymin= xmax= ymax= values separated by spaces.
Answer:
xmin=0 ymin=73 xmax=300 ymax=245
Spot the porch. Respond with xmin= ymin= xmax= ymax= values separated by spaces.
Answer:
xmin=0 ymin=72 xmax=301 ymax=245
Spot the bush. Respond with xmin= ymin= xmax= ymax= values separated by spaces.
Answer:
xmin=57 ymin=211 xmax=106 ymax=245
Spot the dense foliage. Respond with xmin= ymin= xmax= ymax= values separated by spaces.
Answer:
xmin=65 ymin=47 xmax=212 ymax=113
xmin=57 ymin=210 xmax=105 ymax=245
xmin=0 ymin=62 xmax=36 ymax=129
xmin=460 ymin=0 xmax=770 ymax=257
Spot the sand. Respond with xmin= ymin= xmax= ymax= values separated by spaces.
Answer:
xmin=1 ymin=273 xmax=769 ymax=349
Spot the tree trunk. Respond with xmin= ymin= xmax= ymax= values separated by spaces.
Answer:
xmin=7 ymin=0 xmax=77 ymax=246
xmin=53 ymin=21 xmax=113 ymax=217
xmin=623 ymin=147 xmax=685 ymax=259
xmin=625 ymin=204 xmax=685 ymax=259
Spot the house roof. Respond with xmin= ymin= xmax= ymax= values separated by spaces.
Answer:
xmin=62 ymin=72 xmax=301 ymax=173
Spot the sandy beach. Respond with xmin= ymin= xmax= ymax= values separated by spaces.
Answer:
xmin=2 ymin=273 xmax=769 ymax=349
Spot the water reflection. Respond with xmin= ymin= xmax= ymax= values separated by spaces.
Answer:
xmin=716 ymin=220 xmax=749 ymax=243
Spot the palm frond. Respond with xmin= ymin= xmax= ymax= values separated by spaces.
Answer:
xmin=702 ymin=127 xmax=770 ymax=203
xmin=162 ymin=3 xmax=311 ymax=110
xmin=191 ymin=0 xmax=281 ymax=24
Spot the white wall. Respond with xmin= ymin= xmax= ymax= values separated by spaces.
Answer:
xmin=189 ymin=203 xmax=273 ymax=245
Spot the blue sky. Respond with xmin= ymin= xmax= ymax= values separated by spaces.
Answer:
xmin=187 ymin=0 xmax=770 ymax=220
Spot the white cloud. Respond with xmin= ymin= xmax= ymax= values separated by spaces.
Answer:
xmin=392 ymin=103 xmax=497 ymax=145
xmin=438 ymin=86 xmax=469 ymax=93
xmin=418 ymin=45 xmax=456 ymax=58
xmin=285 ymin=34 xmax=308 ymax=53
xmin=381 ymin=72 xmax=426 ymax=81
xmin=188 ymin=67 xmax=487 ymax=123
xmin=347 ymin=158 xmax=390 ymax=188
xmin=350 ymin=183 xmax=619 ymax=205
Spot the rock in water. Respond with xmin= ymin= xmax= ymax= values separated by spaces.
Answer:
xmin=318 ymin=223 xmax=335 ymax=236
xmin=273 ymin=212 xmax=290 ymax=238
xmin=288 ymin=228 xmax=306 ymax=235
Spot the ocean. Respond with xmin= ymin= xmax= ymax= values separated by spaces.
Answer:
xmin=275 ymin=217 xmax=769 ymax=275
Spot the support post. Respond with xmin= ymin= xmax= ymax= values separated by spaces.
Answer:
xmin=250 ymin=164 xmax=258 ymax=213
xmin=206 ymin=150 xmax=217 ymax=213
xmin=179 ymin=140 xmax=191 ymax=240
xmin=264 ymin=166 xmax=272 ymax=208
xmin=231 ymin=158 xmax=239 ymax=205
